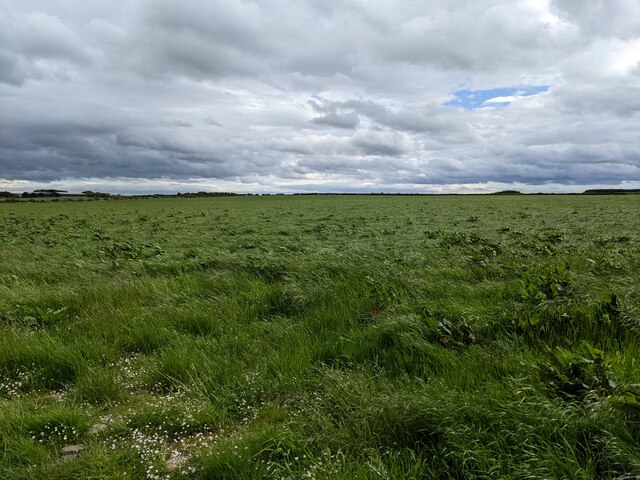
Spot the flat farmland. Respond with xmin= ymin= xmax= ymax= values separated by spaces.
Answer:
xmin=1 ymin=194 xmax=639 ymax=479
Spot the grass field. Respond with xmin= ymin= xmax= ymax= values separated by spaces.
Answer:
xmin=1 ymin=194 xmax=639 ymax=479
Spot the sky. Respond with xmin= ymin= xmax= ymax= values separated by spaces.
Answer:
xmin=1 ymin=0 xmax=639 ymax=194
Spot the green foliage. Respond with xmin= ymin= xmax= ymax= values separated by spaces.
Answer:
xmin=1 ymin=305 xmax=71 ymax=330
xmin=541 ymin=341 xmax=616 ymax=401
xmin=1 ymin=195 xmax=639 ymax=478
xmin=516 ymin=290 xmax=634 ymax=348
xmin=430 ymin=315 xmax=477 ymax=349
xmin=605 ymin=393 xmax=640 ymax=417
xmin=519 ymin=263 xmax=573 ymax=302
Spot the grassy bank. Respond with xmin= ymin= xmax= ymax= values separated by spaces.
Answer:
xmin=1 ymin=195 xmax=639 ymax=479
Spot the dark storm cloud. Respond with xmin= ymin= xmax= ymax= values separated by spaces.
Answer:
xmin=0 ymin=131 xmax=247 ymax=182
xmin=1 ymin=0 xmax=639 ymax=192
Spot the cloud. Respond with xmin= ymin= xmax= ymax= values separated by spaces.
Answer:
xmin=551 ymin=0 xmax=640 ymax=39
xmin=350 ymin=129 xmax=413 ymax=157
xmin=0 ymin=50 xmax=27 ymax=86
xmin=20 ymin=12 xmax=91 ymax=64
xmin=0 ymin=0 xmax=638 ymax=192
xmin=312 ymin=111 xmax=360 ymax=129
xmin=0 ymin=11 xmax=93 ymax=85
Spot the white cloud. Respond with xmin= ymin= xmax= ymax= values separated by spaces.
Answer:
xmin=0 ymin=0 xmax=638 ymax=192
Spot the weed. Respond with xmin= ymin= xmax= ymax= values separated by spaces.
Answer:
xmin=519 ymin=263 xmax=573 ymax=302
xmin=540 ymin=341 xmax=616 ymax=401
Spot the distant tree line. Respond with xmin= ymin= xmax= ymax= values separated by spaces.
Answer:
xmin=82 ymin=191 xmax=112 ymax=198
xmin=175 ymin=192 xmax=239 ymax=197
xmin=22 ymin=190 xmax=67 ymax=198
xmin=582 ymin=189 xmax=640 ymax=195
xmin=21 ymin=190 xmax=89 ymax=198
xmin=491 ymin=190 xmax=522 ymax=195
xmin=3 ymin=189 xmax=640 ymax=200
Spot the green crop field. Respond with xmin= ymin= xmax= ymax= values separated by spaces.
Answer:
xmin=1 ymin=195 xmax=639 ymax=479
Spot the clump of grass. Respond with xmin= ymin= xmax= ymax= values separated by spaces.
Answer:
xmin=516 ymin=290 xmax=636 ymax=347
xmin=23 ymin=405 xmax=91 ymax=448
xmin=0 ymin=331 xmax=83 ymax=391
xmin=73 ymin=367 xmax=125 ymax=406
xmin=116 ymin=321 xmax=172 ymax=354
xmin=175 ymin=312 xmax=221 ymax=337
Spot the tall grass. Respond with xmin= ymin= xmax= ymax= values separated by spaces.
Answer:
xmin=1 ymin=195 xmax=639 ymax=478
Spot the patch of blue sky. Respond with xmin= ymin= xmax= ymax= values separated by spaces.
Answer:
xmin=444 ymin=85 xmax=549 ymax=110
